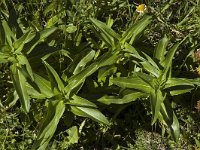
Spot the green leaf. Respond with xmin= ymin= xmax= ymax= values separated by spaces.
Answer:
xmin=10 ymin=64 xmax=30 ymax=113
xmin=43 ymin=61 xmax=64 ymax=92
xmin=165 ymin=78 xmax=194 ymax=88
xmin=150 ymin=89 xmax=165 ymax=125
xmin=26 ymin=73 xmax=54 ymax=99
xmin=140 ymin=61 xmax=160 ymax=77
xmin=169 ymin=87 xmax=194 ymax=96
xmin=65 ymin=63 xmax=98 ymax=96
xmin=3 ymin=90 xmax=19 ymax=109
xmin=13 ymin=30 xmax=32 ymax=52
xmin=98 ymin=66 xmax=117 ymax=82
xmin=16 ymin=54 xmax=34 ymax=81
xmin=112 ymin=77 xmax=152 ymax=93
xmin=161 ymin=42 xmax=180 ymax=79
xmin=73 ymin=50 xmax=95 ymax=75
xmin=64 ymin=51 xmax=119 ymax=96
xmin=98 ymin=91 xmax=146 ymax=105
xmin=66 ymin=24 xmax=77 ymax=33
xmin=123 ymin=43 xmax=145 ymax=61
xmin=46 ymin=10 xmax=66 ymax=27
xmin=69 ymin=95 xmax=97 ymax=108
xmin=164 ymin=78 xmax=194 ymax=96
xmin=90 ymin=18 xmax=120 ymax=48
xmin=121 ymin=15 xmax=152 ymax=44
xmin=39 ymin=48 xmax=72 ymax=63
xmin=32 ymin=100 xmax=65 ymax=150
xmin=154 ymin=35 xmax=169 ymax=62
xmin=140 ymin=52 xmax=160 ymax=77
xmin=160 ymin=100 xmax=180 ymax=142
xmin=65 ymin=126 xmax=79 ymax=147
xmin=2 ymin=20 xmax=16 ymax=47
xmin=0 ymin=52 xmax=10 ymax=63
xmin=71 ymin=106 xmax=109 ymax=125
xmin=22 ymin=27 xmax=57 ymax=54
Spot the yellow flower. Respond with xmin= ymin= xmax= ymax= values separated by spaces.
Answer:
xmin=136 ymin=4 xmax=147 ymax=13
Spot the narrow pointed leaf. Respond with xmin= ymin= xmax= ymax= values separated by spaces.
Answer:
xmin=150 ymin=89 xmax=165 ymax=124
xmin=10 ymin=64 xmax=30 ymax=113
xmin=161 ymin=43 xmax=180 ymax=72
xmin=164 ymin=78 xmax=194 ymax=95
xmin=98 ymin=92 xmax=146 ymax=105
xmin=165 ymin=78 xmax=194 ymax=88
xmin=16 ymin=54 xmax=34 ymax=81
xmin=154 ymin=35 xmax=169 ymax=62
xmin=160 ymin=101 xmax=180 ymax=142
xmin=121 ymin=15 xmax=152 ymax=44
xmin=43 ymin=61 xmax=64 ymax=92
xmin=90 ymin=17 xmax=120 ymax=40
xmin=112 ymin=77 xmax=152 ymax=93
xmin=13 ymin=30 xmax=32 ymax=51
xmin=23 ymin=27 xmax=57 ymax=54
xmin=26 ymin=73 xmax=54 ymax=99
xmin=69 ymin=95 xmax=97 ymax=108
xmin=32 ymin=100 xmax=65 ymax=150
xmin=71 ymin=106 xmax=109 ymax=125
xmin=2 ymin=20 xmax=16 ymax=47
xmin=65 ymin=51 xmax=119 ymax=96
xmin=73 ymin=50 xmax=95 ymax=74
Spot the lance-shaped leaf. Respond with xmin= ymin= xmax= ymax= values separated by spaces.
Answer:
xmin=161 ymin=42 xmax=180 ymax=80
xmin=165 ymin=78 xmax=194 ymax=88
xmin=68 ymin=95 xmax=97 ymax=108
xmin=121 ymin=15 xmax=152 ymax=44
xmin=150 ymin=89 xmax=165 ymax=125
xmin=140 ymin=61 xmax=160 ymax=77
xmin=90 ymin=18 xmax=120 ymax=48
xmin=32 ymin=100 xmax=65 ymax=150
xmin=73 ymin=50 xmax=95 ymax=75
xmin=154 ymin=35 xmax=169 ymax=62
xmin=164 ymin=78 xmax=194 ymax=96
xmin=140 ymin=52 xmax=161 ymax=77
xmin=43 ymin=61 xmax=64 ymax=92
xmin=10 ymin=64 xmax=30 ymax=113
xmin=160 ymin=100 xmax=180 ymax=142
xmin=111 ymin=76 xmax=152 ymax=93
xmin=26 ymin=73 xmax=54 ymax=99
xmin=64 ymin=51 xmax=119 ymax=96
xmin=98 ymin=66 xmax=117 ymax=82
xmin=124 ymin=43 xmax=145 ymax=61
xmin=98 ymin=91 xmax=146 ymax=105
xmin=16 ymin=54 xmax=34 ymax=81
xmin=13 ymin=30 xmax=33 ymax=52
xmin=2 ymin=20 xmax=16 ymax=47
xmin=71 ymin=106 xmax=109 ymax=125
xmin=22 ymin=27 xmax=57 ymax=54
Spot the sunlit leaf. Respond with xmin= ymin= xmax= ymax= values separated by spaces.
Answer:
xmin=10 ymin=64 xmax=30 ymax=113
xmin=160 ymin=100 xmax=180 ymax=142
xmin=154 ymin=35 xmax=169 ymax=62
xmin=32 ymin=100 xmax=65 ymax=150
xmin=121 ymin=15 xmax=152 ymax=44
xmin=71 ymin=106 xmax=109 ymax=125
xmin=43 ymin=61 xmax=64 ymax=92
xmin=98 ymin=91 xmax=146 ymax=105
xmin=69 ymin=95 xmax=97 ymax=108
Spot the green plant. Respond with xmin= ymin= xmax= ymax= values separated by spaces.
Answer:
xmin=0 ymin=0 xmax=200 ymax=149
